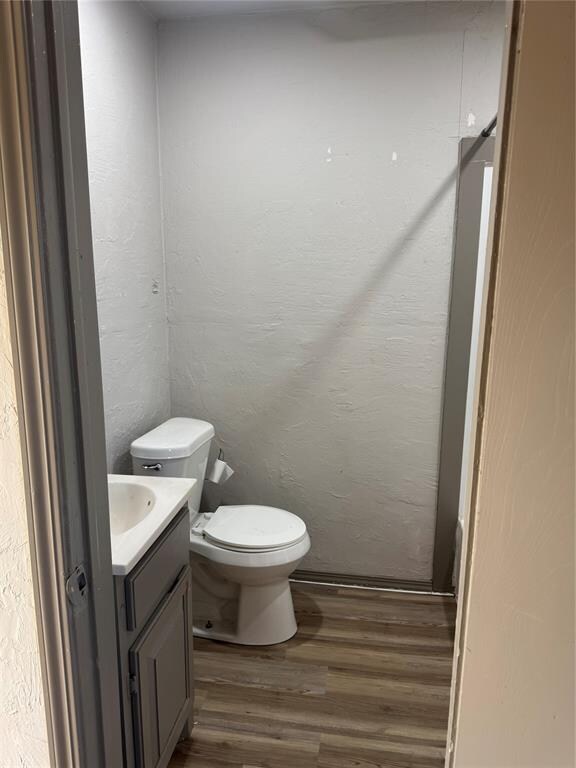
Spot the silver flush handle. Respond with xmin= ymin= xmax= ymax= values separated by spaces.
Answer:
xmin=141 ymin=463 xmax=163 ymax=471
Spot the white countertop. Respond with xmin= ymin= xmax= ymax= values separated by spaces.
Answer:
xmin=108 ymin=474 xmax=195 ymax=575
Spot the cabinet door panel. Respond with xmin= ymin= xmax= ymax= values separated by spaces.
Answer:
xmin=125 ymin=508 xmax=189 ymax=632
xmin=130 ymin=566 xmax=193 ymax=768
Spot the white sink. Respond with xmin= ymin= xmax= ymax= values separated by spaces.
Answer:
xmin=108 ymin=474 xmax=195 ymax=575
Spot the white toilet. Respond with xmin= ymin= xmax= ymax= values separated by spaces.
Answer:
xmin=130 ymin=418 xmax=310 ymax=645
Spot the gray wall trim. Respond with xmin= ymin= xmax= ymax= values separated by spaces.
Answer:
xmin=0 ymin=2 xmax=123 ymax=765
xmin=293 ymin=569 xmax=433 ymax=593
xmin=433 ymin=136 xmax=496 ymax=592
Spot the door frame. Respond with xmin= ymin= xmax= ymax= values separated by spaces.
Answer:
xmin=446 ymin=0 xmax=574 ymax=761
xmin=0 ymin=0 xmax=519 ymax=763
xmin=0 ymin=2 xmax=123 ymax=765
xmin=433 ymin=136 xmax=496 ymax=592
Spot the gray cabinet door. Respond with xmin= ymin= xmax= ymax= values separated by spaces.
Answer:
xmin=130 ymin=566 xmax=193 ymax=768
xmin=124 ymin=509 xmax=189 ymax=632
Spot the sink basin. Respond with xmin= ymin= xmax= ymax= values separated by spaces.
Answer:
xmin=109 ymin=481 xmax=156 ymax=535
xmin=108 ymin=474 xmax=195 ymax=575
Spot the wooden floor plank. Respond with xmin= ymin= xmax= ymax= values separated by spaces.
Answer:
xmin=196 ymin=651 xmax=328 ymax=695
xmin=170 ymin=583 xmax=456 ymax=768
xmin=318 ymin=732 xmax=446 ymax=768
xmin=171 ymin=726 xmax=320 ymax=768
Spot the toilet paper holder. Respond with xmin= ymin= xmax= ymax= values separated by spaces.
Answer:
xmin=207 ymin=449 xmax=234 ymax=484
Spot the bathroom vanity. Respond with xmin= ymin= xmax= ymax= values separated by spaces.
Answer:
xmin=109 ymin=475 xmax=195 ymax=768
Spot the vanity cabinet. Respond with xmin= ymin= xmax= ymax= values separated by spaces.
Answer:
xmin=114 ymin=507 xmax=193 ymax=768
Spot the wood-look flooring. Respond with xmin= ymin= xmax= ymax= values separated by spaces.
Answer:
xmin=169 ymin=582 xmax=457 ymax=768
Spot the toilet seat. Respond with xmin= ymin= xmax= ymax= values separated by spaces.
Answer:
xmin=203 ymin=505 xmax=307 ymax=552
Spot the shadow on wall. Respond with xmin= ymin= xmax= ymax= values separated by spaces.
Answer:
xmin=302 ymin=2 xmax=489 ymax=43
xmin=113 ymin=450 xmax=133 ymax=475
xmin=165 ymin=2 xmax=492 ymax=44
xmin=234 ymin=135 xmax=491 ymax=442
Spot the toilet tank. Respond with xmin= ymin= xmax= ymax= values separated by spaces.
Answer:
xmin=130 ymin=417 xmax=215 ymax=515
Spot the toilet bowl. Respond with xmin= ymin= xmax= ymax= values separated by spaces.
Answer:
xmin=130 ymin=418 xmax=311 ymax=646
xmin=190 ymin=505 xmax=310 ymax=645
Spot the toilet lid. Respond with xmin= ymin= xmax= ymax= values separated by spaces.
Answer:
xmin=203 ymin=505 xmax=307 ymax=551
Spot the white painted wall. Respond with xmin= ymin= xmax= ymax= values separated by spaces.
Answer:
xmin=158 ymin=2 xmax=505 ymax=579
xmin=0 ymin=241 xmax=49 ymax=766
xmin=79 ymin=0 xmax=170 ymax=473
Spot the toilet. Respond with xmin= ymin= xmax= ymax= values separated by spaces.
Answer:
xmin=130 ymin=418 xmax=310 ymax=645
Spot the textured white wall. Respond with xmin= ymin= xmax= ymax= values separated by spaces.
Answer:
xmin=0 ymin=242 xmax=49 ymax=765
xmin=158 ymin=2 xmax=504 ymax=580
xmin=79 ymin=0 xmax=170 ymax=473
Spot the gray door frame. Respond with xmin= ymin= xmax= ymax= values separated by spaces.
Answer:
xmin=0 ymin=2 xmax=123 ymax=765
xmin=433 ymin=137 xmax=496 ymax=593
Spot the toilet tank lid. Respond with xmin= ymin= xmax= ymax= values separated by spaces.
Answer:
xmin=130 ymin=417 xmax=215 ymax=460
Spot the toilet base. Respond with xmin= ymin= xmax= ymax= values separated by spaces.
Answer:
xmin=190 ymin=529 xmax=310 ymax=646
xmin=193 ymin=578 xmax=297 ymax=646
